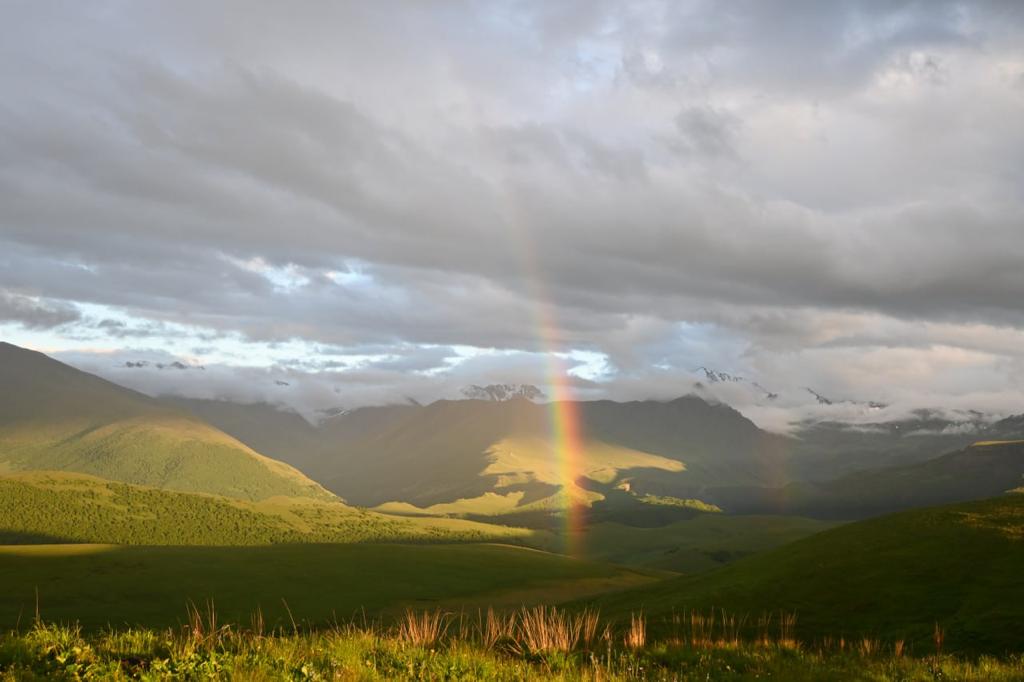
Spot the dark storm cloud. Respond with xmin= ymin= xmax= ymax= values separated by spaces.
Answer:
xmin=2 ymin=1 xmax=1024 ymax=421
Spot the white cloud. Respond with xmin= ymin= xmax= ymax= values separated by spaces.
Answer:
xmin=1 ymin=1 xmax=1022 ymax=424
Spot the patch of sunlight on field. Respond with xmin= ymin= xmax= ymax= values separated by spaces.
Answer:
xmin=484 ymin=437 xmax=685 ymax=489
xmin=376 ymin=492 xmax=528 ymax=516
xmin=403 ymin=436 xmax=690 ymax=512
xmin=971 ymin=439 xmax=1024 ymax=447
xmin=0 ymin=544 xmax=119 ymax=557
xmin=435 ymin=491 xmax=528 ymax=515
xmin=373 ymin=438 xmax=700 ymax=517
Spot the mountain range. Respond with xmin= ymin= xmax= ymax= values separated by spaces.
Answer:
xmin=166 ymin=387 xmax=1024 ymax=522
xmin=3 ymin=340 xmax=1023 ymax=529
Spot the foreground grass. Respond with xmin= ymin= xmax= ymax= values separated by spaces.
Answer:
xmin=2 ymin=611 xmax=1022 ymax=681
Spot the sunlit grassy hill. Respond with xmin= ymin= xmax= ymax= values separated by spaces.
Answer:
xmin=0 ymin=471 xmax=537 ymax=546
xmin=585 ymin=493 xmax=1024 ymax=653
xmin=161 ymin=396 xmax=325 ymax=473
xmin=0 ymin=342 xmax=331 ymax=502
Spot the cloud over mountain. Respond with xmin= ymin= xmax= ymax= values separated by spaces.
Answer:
xmin=1 ymin=1 xmax=1023 ymax=427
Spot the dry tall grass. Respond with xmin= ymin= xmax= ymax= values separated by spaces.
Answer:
xmin=183 ymin=599 xmax=232 ymax=654
xmin=934 ymin=622 xmax=946 ymax=655
xmin=624 ymin=613 xmax=646 ymax=649
xmin=859 ymin=638 xmax=880 ymax=657
xmin=474 ymin=607 xmax=516 ymax=650
xmin=396 ymin=609 xmax=449 ymax=647
xmin=515 ymin=605 xmax=600 ymax=654
xmin=778 ymin=612 xmax=798 ymax=649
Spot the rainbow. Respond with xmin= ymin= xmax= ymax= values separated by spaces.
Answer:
xmin=535 ymin=309 xmax=587 ymax=558
xmin=497 ymin=197 xmax=588 ymax=557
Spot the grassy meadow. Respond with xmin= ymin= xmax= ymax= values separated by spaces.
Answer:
xmin=0 ymin=543 xmax=657 ymax=632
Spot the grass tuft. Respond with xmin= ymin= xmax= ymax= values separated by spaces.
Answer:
xmin=624 ymin=612 xmax=646 ymax=649
xmin=396 ymin=609 xmax=450 ymax=648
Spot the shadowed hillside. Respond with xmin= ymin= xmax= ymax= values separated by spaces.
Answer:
xmin=708 ymin=440 xmax=1024 ymax=519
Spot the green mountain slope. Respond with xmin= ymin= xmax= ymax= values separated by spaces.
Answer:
xmin=161 ymin=396 xmax=325 ymax=473
xmin=585 ymin=493 xmax=1024 ymax=653
xmin=0 ymin=343 xmax=332 ymax=501
xmin=0 ymin=471 xmax=536 ymax=546
xmin=709 ymin=440 xmax=1024 ymax=519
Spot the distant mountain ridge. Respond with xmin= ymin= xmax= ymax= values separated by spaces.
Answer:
xmin=708 ymin=439 xmax=1024 ymax=519
xmin=461 ymin=384 xmax=545 ymax=401
xmin=171 ymin=392 xmax=794 ymax=511
xmin=167 ymin=390 xmax=1024 ymax=521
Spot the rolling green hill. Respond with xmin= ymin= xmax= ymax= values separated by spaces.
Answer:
xmin=0 ymin=343 xmax=332 ymax=502
xmin=0 ymin=543 xmax=658 ymax=631
xmin=0 ymin=471 xmax=538 ymax=546
xmin=709 ymin=440 xmax=1024 ymax=519
xmin=585 ymin=493 xmax=1024 ymax=653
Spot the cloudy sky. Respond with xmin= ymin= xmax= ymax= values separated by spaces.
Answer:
xmin=2 ymin=1 xmax=1023 ymax=429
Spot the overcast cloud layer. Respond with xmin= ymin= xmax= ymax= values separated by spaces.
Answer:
xmin=2 ymin=1 xmax=1023 ymax=430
